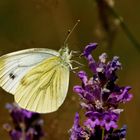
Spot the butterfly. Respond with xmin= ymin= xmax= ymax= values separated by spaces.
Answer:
xmin=0 ymin=46 xmax=73 ymax=113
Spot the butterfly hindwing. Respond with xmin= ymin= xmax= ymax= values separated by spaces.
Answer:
xmin=14 ymin=56 xmax=70 ymax=113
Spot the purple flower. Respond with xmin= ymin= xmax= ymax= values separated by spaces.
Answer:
xmin=70 ymin=43 xmax=132 ymax=140
xmin=85 ymin=111 xmax=118 ymax=131
xmin=70 ymin=113 xmax=88 ymax=140
xmin=10 ymin=130 xmax=22 ymax=140
xmin=107 ymin=125 xmax=127 ymax=140
xmin=3 ymin=103 xmax=45 ymax=140
xmin=101 ymin=112 xmax=118 ymax=131
xmin=77 ymin=71 xmax=88 ymax=85
xmin=84 ymin=118 xmax=100 ymax=131
xmin=83 ymin=43 xmax=98 ymax=57
xmin=83 ymin=43 xmax=98 ymax=73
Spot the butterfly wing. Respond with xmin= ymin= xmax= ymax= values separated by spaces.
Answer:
xmin=14 ymin=56 xmax=70 ymax=113
xmin=0 ymin=48 xmax=59 ymax=94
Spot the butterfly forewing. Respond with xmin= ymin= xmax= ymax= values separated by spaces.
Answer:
xmin=14 ymin=56 xmax=70 ymax=113
xmin=0 ymin=48 xmax=59 ymax=94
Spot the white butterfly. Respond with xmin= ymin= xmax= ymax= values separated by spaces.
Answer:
xmin=0 ymin=46 xmax=73 ymax=113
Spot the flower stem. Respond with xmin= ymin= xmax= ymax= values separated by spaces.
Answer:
xmin=102 ymin=128 xmax=105 ymax=140
xmin=20 ymin=115 xmax=27 ymax=140
xmin=94 ymin=0 xmax=140 ymax=52
xmin=20 ymin=123 xmax=26 ymax=140
xmin=106 ymin=3 xmax=140 ymax=52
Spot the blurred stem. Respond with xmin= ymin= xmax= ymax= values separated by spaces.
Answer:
xmin=20 ymin=123 xmax=26 ymax=140
xmin=102 ymin=128 xmax=105 ymax=140
xmin=106 ymin=2 xmax=140 ymax=51
xmin=94 ymin=0 xmax=140 ymax=52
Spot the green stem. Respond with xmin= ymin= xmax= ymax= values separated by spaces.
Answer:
xmin=102 ymin=128 xmax=105 ymax=140
xmin=107 ymin=3 xmax=140 ymax=51
xmin=95 ymin=0 xmax=140 ymax=52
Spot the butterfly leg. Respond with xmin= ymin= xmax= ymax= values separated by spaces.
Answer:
xmin=71 ymin=60 xmax=84 ymax=66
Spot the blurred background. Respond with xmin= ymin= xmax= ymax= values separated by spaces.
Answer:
xmin=0 ymin=0 xmax=140 ymax=139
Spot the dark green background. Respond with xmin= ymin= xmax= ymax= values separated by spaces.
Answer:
xmin=0 ymin=0 xmax=140 ymax=139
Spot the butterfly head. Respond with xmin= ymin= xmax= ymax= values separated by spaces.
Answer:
xmin=59 ymin=45 xmax=72 ymax=67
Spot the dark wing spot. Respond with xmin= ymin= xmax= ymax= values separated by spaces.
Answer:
xmin=9 ymin=73 xmax=16 ymax=80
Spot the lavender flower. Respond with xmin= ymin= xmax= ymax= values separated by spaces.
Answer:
xmin=3 ymin=103 xmax=45 ymax=140
xmin=70 ymin=43 xmax=132 ymax=140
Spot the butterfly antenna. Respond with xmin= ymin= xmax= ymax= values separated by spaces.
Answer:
xmin=63 ymin=20 xmax=80 ymax=46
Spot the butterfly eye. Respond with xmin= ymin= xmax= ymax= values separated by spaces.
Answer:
xmin=9 ymin=73 xmax=16 ymax=80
